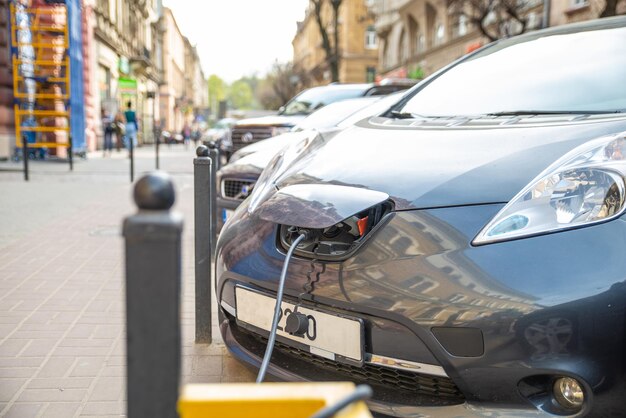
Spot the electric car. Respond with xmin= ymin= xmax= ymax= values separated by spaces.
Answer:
xmin=216 ymin=17 xmax=626 ymax=417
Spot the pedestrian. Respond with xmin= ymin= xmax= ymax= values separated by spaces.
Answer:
xmin=101 ymin=109 xmax=115 ymax=157
xmin=124 ymin=101 xmax=138 ymax=150
xmin=114 ymin=111 xmax=125 ymax=152
xmin=182 ymin=123 xmax=191 ymax=148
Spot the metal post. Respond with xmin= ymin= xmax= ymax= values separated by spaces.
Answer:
xmin=22 ymin=135 xmax=29 ymax=182
xmin=194 ymin=145 xmax=212 ymax=343
xmin=129 ymin=133 xmax=135 ymax=183
xmin=209 ymin=146 xmax=219 ymax=255
xmin=68 ymin=134 xmax=73 ymax=171
xmin=123 ymin=172 xmax=182 ymax=418
xmin=155 ymin=126 xmax=160 ymax=170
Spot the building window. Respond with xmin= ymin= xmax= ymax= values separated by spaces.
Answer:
xmin=458 ymin=15 xmax=467 ymax=36
xmin=434 ymin=23 xmax=445 ymax=45
xmin=417 ymin=34 xmax=425 ymax=54
xmin=365 ymin=25 xmax=377 ymax=49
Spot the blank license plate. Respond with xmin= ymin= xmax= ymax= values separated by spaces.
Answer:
xmin=235 ymin=287 xmax=363 ymax=362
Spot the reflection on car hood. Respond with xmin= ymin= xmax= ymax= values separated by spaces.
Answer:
xmin=235 ymin=114 xmax=305 ymax=127
xmin=220 ymin=131 xmax=312 ymax=178
xmin=272 ymin=116 xmax=626 ymax=209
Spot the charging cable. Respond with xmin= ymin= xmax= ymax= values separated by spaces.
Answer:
xmin=256 ymin=232 xmax=307 ymax=383
xmin=310 ymin=384 xmax=373 ymax=418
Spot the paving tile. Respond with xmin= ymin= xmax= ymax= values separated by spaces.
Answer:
xmin=0 ymin=340 xmax=30 ymax=357
xmin=17 ymin=388 xmax=87 ymax=402
xmin=27 ymin=378 xmax=93 ymax=390
xmin=87 ymin=377 xmax=124 ymax=402
xmin=36 ymin=358 xmax=76 ymax=378
xmin=2 ymin=402 xmax=45 ymax=418
xmin=0 ymin=368 xmax=39 ymax=378
xmin=192 ymin=355 xmax=223 ymax=376
xmin=20 ymin=339 xmax=58 ymax=357
xmin=80 ymin=401 xmax=125 ymax=415
xmin=0 ymin=379 xmax=26 ymax=402
xmin=41 ymin=402 xmax=81 ymax=418
xmin=69 ymin=357 xmax=105 ymax=377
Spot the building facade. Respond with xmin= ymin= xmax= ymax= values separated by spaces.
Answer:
xmin=159 ymin=7 xmax=186 ymax=134
xmin=369 ymin=0 xmax=624 ymax=80
xmin=0 ymin=0 xmax=13 ymax=159
xmin=293 ymin=0 xmax=380 ymax=86
xmin=92 ymin=0 xmax=162 ymax=147
xmin=183 ymin=37 xmax=209 ymax=128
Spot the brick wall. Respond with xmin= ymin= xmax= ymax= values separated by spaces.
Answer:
xmin=0 ymin=0 xmax=14 ymax=159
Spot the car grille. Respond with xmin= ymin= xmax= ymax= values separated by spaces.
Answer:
xmin=231 ymin=323 xmax=465 ymax=406
xmin=231 ymin=126 xmax=273 ymax=151
xmin=221 ymin=179 xmax=255 ymax=200
xmin=272 ymin=340 xmax=463 ymax=400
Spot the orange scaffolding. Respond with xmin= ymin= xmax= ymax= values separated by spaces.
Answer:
xmin=10 ymin=1 xmax=71 ymax=151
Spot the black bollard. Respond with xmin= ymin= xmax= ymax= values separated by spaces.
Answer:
xmin=194 ymin=145 xmax=212 ymax=344
xmin=22 ymin=135 xmax=29 ymax=182
xmin=123 ymin=172 xmax=182 ymax=418
xmin=208 ymin=145 xmax=219 ymax=256
xmin=68 ymin=134 xmax=73 ymax=171
xmin=129 ymin=136 xmax=135 ymax=183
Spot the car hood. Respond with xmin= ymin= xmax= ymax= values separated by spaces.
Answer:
xmin=220 ymin=131 xmax=313 ymax=178
xmin=270 ymin=115 xmax=626 ymax=211
xmin=235 ymin=114 xmax=304 ymax=128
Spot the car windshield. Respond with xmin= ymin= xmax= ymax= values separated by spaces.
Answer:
xmin=214 ymin=119 xmax=234 ymax=129
xmin=294 ymin=97 xmax=379 ymax=130
xmin=280 ymin=86 xmax=368 ymax=116
xmin=400 ymin=25 xmax=626 ymax=117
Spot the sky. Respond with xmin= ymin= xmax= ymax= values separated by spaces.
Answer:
xmin=162 ymin=0 xmax=310 ymax=83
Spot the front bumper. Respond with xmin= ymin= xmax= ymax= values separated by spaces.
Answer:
xmin=216 ymin=202 xmax=626 ymax=417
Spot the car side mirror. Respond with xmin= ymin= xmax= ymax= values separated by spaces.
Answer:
xmin=278 ymin=106 xmax=285 ymax=114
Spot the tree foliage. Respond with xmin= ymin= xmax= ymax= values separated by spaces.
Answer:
xmin=257 ymin=61 xmax=310 ymax=110
xmin=449 ymin=0 xmax=531 ymax=42
xmin=207 ymin=74 xmax=227 ymax=114
xmin=311 ymin=0 xmax=343 ymax=82
xmin=228 ymin=80 xmax=254 ymax=110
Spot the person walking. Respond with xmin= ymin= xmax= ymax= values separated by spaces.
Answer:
xmin=113 ymin=111 xmax=125 ymax=152
xmin=124 ymin=101 xmax=138 ymax=150
xmin=182 ymin=123 xmax=191 ymax=148
xmin=101 ymin=109 xmax=115 ymax=157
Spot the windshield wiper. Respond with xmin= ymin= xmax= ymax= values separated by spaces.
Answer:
xmin=486 ymin=110 xmax=624 ymax=116
xmin=389 ymin=110 xmax=419 ymax=119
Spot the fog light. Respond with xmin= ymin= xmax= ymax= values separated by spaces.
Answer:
xmin=553 ymin=377 xmax=584 ymax=410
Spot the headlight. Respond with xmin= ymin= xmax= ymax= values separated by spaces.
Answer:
xmin=271 ymin=126 xmax=292 ymax=136
xmin=474 ymin=132 xmax=626 ymax=245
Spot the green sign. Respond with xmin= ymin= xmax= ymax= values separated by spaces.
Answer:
xmin=118 ymin=77 xmax=137 ymax=94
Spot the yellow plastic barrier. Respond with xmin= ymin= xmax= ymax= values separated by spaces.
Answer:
xmin=178 ymin=382 xmax=373 ymax=418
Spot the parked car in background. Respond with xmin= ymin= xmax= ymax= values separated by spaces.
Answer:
xmin=227 ymin=80 xmax=417 ymax=158
xmin=203 ymin=117 xmax=237 ymax=160
xmin=216 ymin=17 xmax=626 ymax=417
xmin=217 ymin=92 xmax=406 ymax=230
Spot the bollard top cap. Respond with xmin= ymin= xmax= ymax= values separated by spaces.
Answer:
xmin=133 ymin=171 xmax=175 ymax=210
xmin=196 ymin=145 xmax=210 ymax=157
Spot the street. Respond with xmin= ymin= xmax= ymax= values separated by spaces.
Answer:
xmin=0 ymin=146 xmax=255 ymax=417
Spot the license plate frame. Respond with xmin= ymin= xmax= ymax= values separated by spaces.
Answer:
xmin=235 ymin=286 xmax=364 ymax=366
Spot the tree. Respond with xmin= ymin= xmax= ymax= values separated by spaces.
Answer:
xmin=311 ymin=0 xmax=343 ymax=82
xmin=228 ymin=80 xmax=254 ymax=110
xmin=207 ymin=74 xmax=227 ymax=116
xmin=449 ymin=0 xmax=530 ymax=42
xmin=257 ymin=61 xmax=310 ymax=110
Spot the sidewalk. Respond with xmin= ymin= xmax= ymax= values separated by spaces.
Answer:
xmin=0 ymin=146 xmax=255 ymax=417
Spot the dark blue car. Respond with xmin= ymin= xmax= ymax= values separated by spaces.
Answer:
xmin=216 ymin=17 xmax=626 ymax=417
